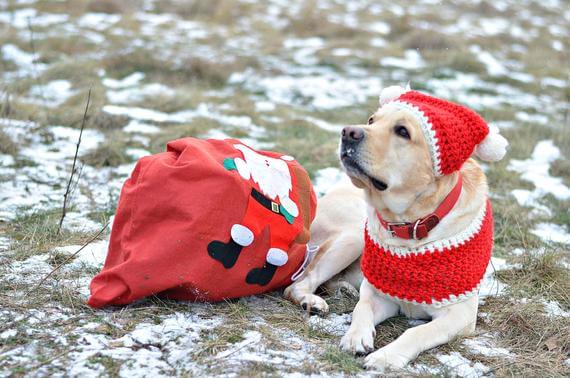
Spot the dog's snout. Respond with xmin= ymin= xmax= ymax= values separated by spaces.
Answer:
xmin=342 ymin=126 xmax=364 ymax=143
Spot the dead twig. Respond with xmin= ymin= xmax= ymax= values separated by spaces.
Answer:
xmin=57 ymin=88 xmax=91 ymax=235
xmin=25 ymin=220 xmax=109 ymax=297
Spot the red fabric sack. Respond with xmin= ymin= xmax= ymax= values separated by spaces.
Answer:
xmin=88 ymin=138 xmax=317 ymax=308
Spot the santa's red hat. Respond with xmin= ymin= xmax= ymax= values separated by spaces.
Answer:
xmin=379 ymin=85 xmax=508 ymax=176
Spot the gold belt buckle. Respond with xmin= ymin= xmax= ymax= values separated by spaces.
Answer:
xmin=271 ymin=202 xmax=280 ymax=213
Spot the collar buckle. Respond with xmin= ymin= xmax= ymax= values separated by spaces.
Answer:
xmin=386 ymin=221 xmax=410 ymax=237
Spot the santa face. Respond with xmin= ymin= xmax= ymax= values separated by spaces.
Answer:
xmin=234 ymin=144 xmax=293 ymax=201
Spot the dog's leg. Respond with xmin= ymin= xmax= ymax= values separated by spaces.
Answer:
xmin=364 ymin=295 xmax=478 ymax=371
xmin=340 ymin=279 xmax=399 ymax=354
xmin=284 ymin=232 xmax=362 ymax=314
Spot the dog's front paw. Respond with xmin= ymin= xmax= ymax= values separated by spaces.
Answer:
xmin=340 ymin=325 xmax=375 ymax=355
xmin=364 ymin=345 xmax=410 ymax=371
xmin=300 ymin=294 xmax=329 ymax=315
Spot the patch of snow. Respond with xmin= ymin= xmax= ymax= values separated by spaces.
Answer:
xmin=541 ymin=77 xmax=566 ymax=88
xmin=103 ymin=105 xmax=178 ymax=123
xmin=123 ymin=120 xmax=161 ymax=134
xmin=508 ymin=141 xmax=570 ymax=213
xmin=1 ymin=44 xmax=45 ymax=75
xmin=126 ymin=148 xmax=150 ymax=160
xmin=435 ymin=352 xmax=489 ymax=378
xmin=215 ymin=330 xmax=262 ymax=359
xmin=103 ymin=72 xmax=145 ymax=89
xmin=471 ymin=46 xmax=507 ymax=76
xmin=232 ymin=72 xmax=383 ymax=110
xmin=0 ymin=154 xmax=15 ymax=167
xmin=61 ymin=212 xmax=103 ymax=233
xmin=479 ymin=257 xmax=508 ymax=299
xmin=308 ymin=313 xmax=351 ymax=336
xmin=0 ymin=8 xmax=36 ymax=28
xmin=381 ymin=50 xmax=426 ymax=70
xmin=368 ymin=21 xmax=390 ymax=34
xmin=255 ymin=101 xmax=276 ymax=112
xmin=312 ymin=167 xmax=349 ymax=197
xmin=463 ymin=336 xmax=513 ymax=358
xmin=0 ymin=237 xmax=11 ymax=252
xmin=515 ymin=112 xmax=548 ymax=125
xmin=542 ymin=300 xmax=570 ymax=318
xmin=77 ymin=13 xmax=121 ymax=31
xmin=531 ymin=223 xmax=570 ymax=245
xmin=5 ymin=254 xmax=51 ymax=283
xmin=0 ymin=329 xmax=17 ymax=339
xmin=55 ymin=240 xmax=108 ymax=269
xmin=370 ymin=37 xmax=387 ymax=48
xmin=107 ymin=83 xmax=175 ymax=104
xmin=28 ymin=80 xmax=76 ymax=107
xmin=304 ymin=116 xmax=343 ymax=133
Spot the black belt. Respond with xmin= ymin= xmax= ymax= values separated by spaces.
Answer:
xmin=251 ymin=188 xmax=284 ymax=217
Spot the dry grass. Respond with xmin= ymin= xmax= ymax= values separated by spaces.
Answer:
xmin=81 ymin=133 xmax=132 ymax=167
xmin=0 ymin=129 xmax=19 ymax=155
xmin=481 ymin=297 xmax=570 ymax=377
xmin=497 ymin=249 xmax=569 ymax=306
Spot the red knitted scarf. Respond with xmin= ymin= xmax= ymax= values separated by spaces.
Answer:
xmin=362 ymin=200 xmax=493 ymax=307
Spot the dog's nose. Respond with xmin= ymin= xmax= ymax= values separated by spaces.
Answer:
xmin=342 ymin=126 xmax=364 ymax=143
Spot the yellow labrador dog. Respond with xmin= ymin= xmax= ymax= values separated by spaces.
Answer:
xmin=285 ymin=85 xmax=507 ymax=371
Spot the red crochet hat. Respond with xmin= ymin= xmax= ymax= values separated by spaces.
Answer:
xmin=379 ymin=86 xmax=508 ymax=176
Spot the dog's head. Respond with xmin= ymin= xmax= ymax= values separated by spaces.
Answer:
xmin=340 ymin=85 xmax=508 ymax=213
xmin=340 ymin=99 xmax=434 ymax=212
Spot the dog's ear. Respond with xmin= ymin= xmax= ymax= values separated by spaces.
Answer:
xmin=475 ymin=125 xmax=508 ymax=162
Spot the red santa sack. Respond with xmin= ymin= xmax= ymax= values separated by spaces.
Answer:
xmin=88 ymin=138 xmax=317 ymax=308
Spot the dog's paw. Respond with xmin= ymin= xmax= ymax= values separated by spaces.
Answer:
xmin=340 ymin=325 xmax=375 ymax=355
xmin=336 ymin=281 xmax=360 ymax=299
xmin=363 ymin=345 xmax=410 ymax=371
xmin=300 ymin=294 xmax=329 ymax=315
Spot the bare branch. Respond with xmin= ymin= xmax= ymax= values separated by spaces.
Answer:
xmin=57 ymin=88 xmax=91 ymax=235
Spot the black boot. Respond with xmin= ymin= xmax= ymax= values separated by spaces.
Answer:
xmin=208 ymin=239 xmax=243 ymax=269
xmin=246 ymin=263 xmax=278 ymax=286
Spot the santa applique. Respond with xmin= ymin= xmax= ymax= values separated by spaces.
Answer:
xmin=208 ymin=143 xmax=307 ymax=286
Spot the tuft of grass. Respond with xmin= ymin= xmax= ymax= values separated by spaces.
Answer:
xmin=148 ymin=118 xmax=220 ymax=153
xmin=497 ymin=249 xmax=569 ymax=306
xmin=81 ymin=134 xmax=132 ymax=167
xmin=481 ymin=296 xmax=570 ymax=377
xmin=320 ymin=346 xmax=363 ymax=374
xmin=86 ymin=111 xmax=129 ymax=131
xmin=195 ymin=326 xmax=246 ymax=357
xmin=373 ymin=316 xmax=411 ymax=349
xmin=102 ymin=49 xmax=257 ymax=88
xmin=0 ymin=130 xmax=19 ymax=155
xmin=269 ymin=120 xmax=339 ymax=178
xmin=491 ymin=197 xmax=542 ymax=256
xmin=7 ymin=209 xmax=86 ymax=259
xmin=401 ymin=30 xmax=457 ymax=51
xmin=286 ymin=0 xmax=358 ymax=39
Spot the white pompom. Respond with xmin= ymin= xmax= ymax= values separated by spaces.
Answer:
xmin=475 ymin=126 xmax=508 ymax=162
xmin=379 ymin=85 xmax=409 ymax=106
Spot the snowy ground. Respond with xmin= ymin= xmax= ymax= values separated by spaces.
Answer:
xmin=1 ymin=0 xmax=569 ymax=376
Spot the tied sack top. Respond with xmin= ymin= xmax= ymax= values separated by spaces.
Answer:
xmin=361 ymin=200 xmax=494 ymax=307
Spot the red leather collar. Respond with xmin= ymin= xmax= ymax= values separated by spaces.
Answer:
xmin=376 ymin=174 xmax=463 ymax=240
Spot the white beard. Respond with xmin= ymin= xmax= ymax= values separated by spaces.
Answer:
xmin=235 ymin=144 xmax=292 ymax=201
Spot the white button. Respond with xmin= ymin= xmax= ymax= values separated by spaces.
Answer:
xmin=266 ymin=248 xmax=288 ymax=266
xmin=231 ymin=224 xmax=254 ymax=246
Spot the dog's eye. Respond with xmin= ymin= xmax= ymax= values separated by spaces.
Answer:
xmin=394 ymin=125 xmax=410 ymax=139
xmin=367 ymin=116 xmax=374 ymax=125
